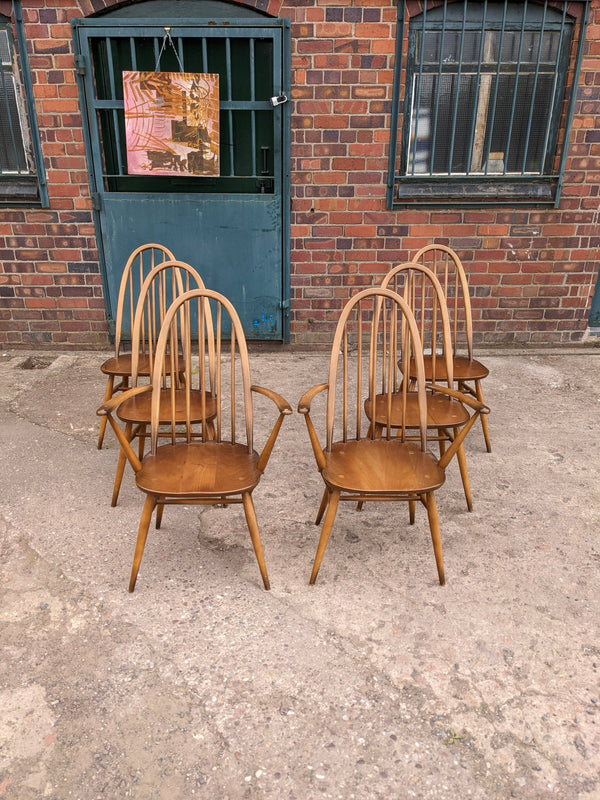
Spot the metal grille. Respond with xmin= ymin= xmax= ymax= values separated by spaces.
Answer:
xmin=0 ymin=27 xmax=28 ymax=175
xmin=407 ymin=1 xmax=571 ymax=178
xmin=89 ymin=29 xmax=276 ymax=192
xmin=388 ymin=0 xmax=589 ymax=207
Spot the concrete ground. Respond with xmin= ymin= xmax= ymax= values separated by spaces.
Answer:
xmin=0 ymin=346 xmax=599 ymax=800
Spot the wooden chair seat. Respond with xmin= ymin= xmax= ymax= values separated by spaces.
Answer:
xmin=116 ymin=389 xmax=217 ymax=425
xmin=411 ymin=354 xmax=489 ymax=382
xmin=136 ymin=441 xmax=260 ymax=497
xmin=323 ymin=439 xmax=445 ymax=495
xmin=100 ymin=353 xmax=152 ymax=378
xmin=365 ymin=391 xmax=470 ymax=429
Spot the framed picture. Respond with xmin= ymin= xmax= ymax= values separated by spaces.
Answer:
xmin=123 ymin=71 xmax=219 ymax=177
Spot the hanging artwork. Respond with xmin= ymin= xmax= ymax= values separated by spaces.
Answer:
xmin=123 ymin=71 xmax=219 ymax=177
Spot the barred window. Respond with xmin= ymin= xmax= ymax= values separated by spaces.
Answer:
xmin=388 ymin=1 xmax=589 ymax=208
xmin=0 ymin=13 xmax=46 ymax=204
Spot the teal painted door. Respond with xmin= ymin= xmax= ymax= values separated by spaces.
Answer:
xmin=73 ymin=16 xmax=290 ymax=340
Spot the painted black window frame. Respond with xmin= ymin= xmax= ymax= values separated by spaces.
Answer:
xmin=0 ymin=5 xmax=47 ymax=206
xmin=387 ymin=0 xmax=590 ymax=209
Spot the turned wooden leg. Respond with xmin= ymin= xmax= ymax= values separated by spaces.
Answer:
xmin=310 ymin=489 xmax=340 ymax=585
xmin=112 ymin=421 xmax=133 ymax=507
xmin=97 ymin=375 xmax=115 ymax=450
xmin=475 ymin=379 xmax=491 ymax=453
xmin=242 ymin=492 xmax=270 ymax=590
xmin=409 ymin=499 xmax=416 ymax=524
xmin=425 ymin=491 xmax=445 ymax=586
xmin=129 ymin=494 xmax=156 ymax=592
xmin=155 ymin=500 xmax=164 ymax=529
xmin=456 ymin=442 xmax=473 ymax=512
xmin=315 ymin=487 xmax=329 ymax=525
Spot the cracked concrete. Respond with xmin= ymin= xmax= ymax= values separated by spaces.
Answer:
xmin=0 ymin=347 xmax=599 ymax=799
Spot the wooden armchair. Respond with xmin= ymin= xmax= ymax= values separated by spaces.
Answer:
xmin=107 ymin=259 xmax=216 ymax=507
xmin=98 ymin=288 xmax=292 ymax=592
xmin=412 ymin=244 xmax=491 ymax=451
xmin=97 ymin=243 xmax=175 ymax=449
xmin=298 ymin=287 xmax=488 ymax=587
xmin=365 ymin=261 xmax=482 ymax=511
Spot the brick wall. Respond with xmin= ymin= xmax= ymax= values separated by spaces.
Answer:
xmin=0 ymin=0 xmax=599 ymax=348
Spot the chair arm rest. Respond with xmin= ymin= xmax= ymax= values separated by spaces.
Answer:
xmin=97 ymin=384 xmax=152 ymax=416
xmin=298 ymin=383 xmax=328 ymax=414
xmin=251 ymin=385 xmax=292 ymax=415
xmin=428 ymin=383 xmax=490 ymax=414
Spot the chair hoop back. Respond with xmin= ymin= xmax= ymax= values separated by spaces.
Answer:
xmin=113 ymin=243 xmax=175 ymax=357
xmin=412 ymin=244 xmax=474 ymax=360
xmin=129 ymin=260 xmax=213 ymax=387
xmin=380 ymin=261 xmax=454 ymax=386
xmin=325 ymin=287 xmax=428 ymax=452
xmin=150 ymin=288 xmax=253 ymax=456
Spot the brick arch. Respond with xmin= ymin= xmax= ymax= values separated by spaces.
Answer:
xmin=92 ymin=0 xmax=282 ymax=18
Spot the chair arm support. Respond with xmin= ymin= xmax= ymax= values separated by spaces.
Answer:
xmin=428 ymin=383 xmax=490 ymax=414
xmin=251 ymin=384 xmax=293 ymax=415
xmin=297 ymin=383 xmax=328 ymax=415
xmin=97 ymin=384 xmax=152 ymax=416
xmin=251 ymin=386 xmax=292 ymax=474
xmin=96 ymin=384 xmax=152 ymax=475
xmin=297 ymin=384 xmax=328 ymax=472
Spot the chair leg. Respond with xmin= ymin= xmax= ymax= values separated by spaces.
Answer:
xmin=111 ymin=421 xmax=133 ymax=507
xmin=409 ymin=499 xmax=416 ymax=524
xmin=138 ymin=424 xmax=147 ymax=461
xmin=129 ymin=494 xmax=157 ymax=592
xmin=155 ymin=500 xmax=164 ymax=529
xmin=310 ymin=489 xmax=340 ymax=585
xmin=475 ymin=379 xmax=491 ymax=453
xmin=315 ymin=487 xmax=329 ymax=525
xmin=425 ymin=492 xmax=445 ymax=586
xmin=97 ymin=375 xmax=115 ymax=449
xmin=242 ymin=492 xmax=270 ymax=590
xmin=456 ymin=442 xmax=473 ymax=512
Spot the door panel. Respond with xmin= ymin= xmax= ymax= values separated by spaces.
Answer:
xmin=73 ymin=16 xmax=290 ymax=340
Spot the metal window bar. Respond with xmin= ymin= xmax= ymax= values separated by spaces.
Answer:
xmin=540 ymin=3 xmax=569 ymax=171
xmin=483 ymin=0 xmax=508 ymax=175
xmin=502 ymin=0 xmax=528 ymax=174
xmin=519 ymin=1 xmax=547 ymax=173
xmin=446 ymin=0 xmax=468 ymax=176
xmin=466 ymin=0 xmax=489 ymax=173
xmin=430 ymin=2 xmax=448 ymax=176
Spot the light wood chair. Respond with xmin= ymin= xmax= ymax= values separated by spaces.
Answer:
xmin=97 ymin=243 xmax=175 ymax=449
xmin=411 ymin=244 xmax=491 ymax=452
xmin=108 ymin=260 xmax=217 ymax=507
xmin=364 ymin=261 xmax=478 ymax=511
xmin=298 ymin=287 xmax=488 ymax=586
xmin=98 ymin=288 xmax=292 ymax=592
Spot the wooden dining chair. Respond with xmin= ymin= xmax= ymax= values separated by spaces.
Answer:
xmin=364 ymin=261 xmax=478 ymax=511
xmin=97 ymin=243 xmax=175 ymax=449
xmin=108 ymin=259 xmax=216 ymax=507
xmin=298 ymin=287 xmax=487 ymax=586
xmin=98 ymin=288 xmax=292 ymax=592
xmin=411 ymin=244 xmax=491 ymax=452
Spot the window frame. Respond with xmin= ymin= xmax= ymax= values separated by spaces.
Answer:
xmin=387 ymin=0 xmax=590 ymax=209
xmin=0 ymin=4 xmax=48 ymax=207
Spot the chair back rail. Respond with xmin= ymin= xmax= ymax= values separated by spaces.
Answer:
xmin=325 ymin=287 xmax=428 ymax=452
xmin=150 ymin=288 xmax=254 ymax=456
